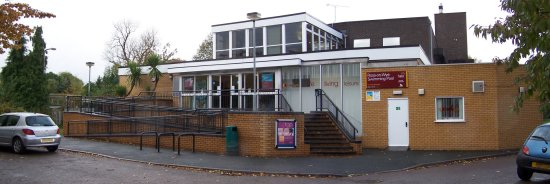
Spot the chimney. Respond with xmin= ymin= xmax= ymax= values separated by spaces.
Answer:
xmin=439 ymin=3 xmax=443 ymax=14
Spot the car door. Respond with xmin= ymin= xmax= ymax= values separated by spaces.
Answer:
xmin=0 ymin=115 xmax=10 ymax=145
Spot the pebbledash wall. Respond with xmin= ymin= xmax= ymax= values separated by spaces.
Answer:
xmin=63 ymin=112 xmax=308 ymax=157
xmin=361 ymin=63 xmax=543 ymax=150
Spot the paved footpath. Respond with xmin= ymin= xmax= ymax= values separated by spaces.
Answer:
xmin=60 ymin=137 xmax=514 ymax=176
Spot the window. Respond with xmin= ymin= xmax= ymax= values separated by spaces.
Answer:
xmin=354 ymin=39 xmax=371 ymax=48
xmin=232 ymin=30 xmax=246 ymax=58
xmin=7 ymin=115 xmax=20 ymax=126
xmin=0 ymin=115 xmax=7 ymax=126
xmin=285 ymin=22 xmax=302 ymax=54
xmin=26 ymin=116 xmax=55 ymax=126
xmin=266 ymin=25 xmax=282 ymax=55
xmin=383 ymin=37 xmax=400 ymax=46
xmin=435 ymin=97 xmax=464 ymax=122
xmin=248 ymin=27 xmax=263 ymax=57
xmin=215 ymin=31 xmax=229 ymax=59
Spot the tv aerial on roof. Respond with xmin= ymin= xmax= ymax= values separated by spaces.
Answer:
xmin=327 ymin=3 xmax=348 ymax=27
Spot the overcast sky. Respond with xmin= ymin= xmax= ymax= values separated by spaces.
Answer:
xmin=0 ymin=0 xmax=512 ymax=82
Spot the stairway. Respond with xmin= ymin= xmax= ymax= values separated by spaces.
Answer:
xmin=305 ymin=112 xmax=356 ymax=154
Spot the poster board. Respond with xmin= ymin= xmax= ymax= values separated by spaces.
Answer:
xmin=275 ymin=119 xmax=297 ymax=149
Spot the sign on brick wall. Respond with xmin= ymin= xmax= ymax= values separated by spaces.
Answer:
xmin=276 ymin=119 xmax=296 ymax=149
xmin=366 ymin=71 xmax=408 ymax=89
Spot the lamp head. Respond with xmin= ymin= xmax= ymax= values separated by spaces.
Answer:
xmin=247 ymin=12 xmax=261 ymax=20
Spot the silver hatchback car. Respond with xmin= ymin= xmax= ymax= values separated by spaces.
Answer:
xmin=0 ymin=112 xmax=61 ymax=153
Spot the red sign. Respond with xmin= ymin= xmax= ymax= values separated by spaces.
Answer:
xmin=366 ymin=71 xmax=408 ymax=89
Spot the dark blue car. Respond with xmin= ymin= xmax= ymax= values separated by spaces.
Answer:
xmin=516 ymin=123 xmax=550 ymax=180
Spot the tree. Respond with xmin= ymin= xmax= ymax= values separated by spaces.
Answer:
xmin=104 ymin=20 xmax=177 ymax=66
xmin=146 ymin=53 xmax=163 ymax=91
xmin=46 ymin=72 xmax=83 ymax=94
xmin=0 ymin=27 xmax=49 ymax=112
xmin=473 ymin=0 xmax=550 ymax=113
xmin=192 ymin=33 xmax=213 ymax=61
xmin=126 ymin=61 xmax=142 ymax=96
xmin=0 ymin=2 xmax=55 ymax=54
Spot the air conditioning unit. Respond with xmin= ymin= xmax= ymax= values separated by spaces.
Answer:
xmin=472 ymin=81 xmax=485 ymax=93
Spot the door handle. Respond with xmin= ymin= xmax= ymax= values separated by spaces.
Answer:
xmin=405 ymin=122 xmax=408 ymax=127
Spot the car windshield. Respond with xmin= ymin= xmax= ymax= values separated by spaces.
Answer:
xmin=25 ymin=116 xmax=55 ymax=126
xmin=531 ymin=126 xmax=550 ymax=141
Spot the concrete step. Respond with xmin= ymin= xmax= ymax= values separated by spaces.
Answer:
xmin=305 ymin=126 xmax=339 ymax=131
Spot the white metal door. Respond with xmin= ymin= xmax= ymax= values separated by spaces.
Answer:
xmin=388 ymin=98 xmax=409 ymax=147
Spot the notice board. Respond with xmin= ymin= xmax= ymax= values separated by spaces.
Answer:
xmin=275 ymin=119 xmax=296 ymax=149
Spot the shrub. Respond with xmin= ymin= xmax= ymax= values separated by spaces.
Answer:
xmin=0 ymin=102 xmax=25 ymax=114
xmin=115 ymin=85 xmax=127 ymax=97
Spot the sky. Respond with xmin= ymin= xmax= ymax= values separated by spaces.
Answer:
xmin=0 ymin=0 xmax=513 ymax=83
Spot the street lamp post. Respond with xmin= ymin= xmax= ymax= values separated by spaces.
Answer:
xmin=43 ymin=48 xmax=56 ymax=68
xmin=247 ymin=12 xmax=261 ymax=111
xmin=86 ymin=62 xmax=95 ymax=96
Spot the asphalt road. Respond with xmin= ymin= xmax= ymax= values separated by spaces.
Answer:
xmin=1 ymin=147 xmax=550 ymax=184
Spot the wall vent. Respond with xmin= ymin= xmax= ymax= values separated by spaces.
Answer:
xmin=472 ymin=81 xmax=484 ymax=93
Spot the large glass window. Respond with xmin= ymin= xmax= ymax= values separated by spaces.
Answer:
xmin=267 ymin=25 xmax=282 ymax=55
xmin=248 ymin=27 xmax=263 ymax=57
xmin=285 ymin=22 xmax=302 ymax=54
xmin=195 ymin=76 xmax=208 ymax=109
xmin=216 ymin=32 xmax=229 ymax=59
xmin=301 ymin=65 xmax=320 ymax=112
xmin=342 ymin=63 xmax=361 ymax=135
xmin=306 ymin=31 xmax=313 ymax=52
xmin=322 ymin=64 xmax=341 ymax=108
xmin=435 ymin=97 xmax=464 ymax=122
xmin=282 ymin=67 xmax=301 ymax=111
xmin=232 ymin=30 xmax=246 ymax=58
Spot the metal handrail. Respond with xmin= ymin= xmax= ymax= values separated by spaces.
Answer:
xmin=157 ymin=132 xmax=176 ymax=152
xmin=140 ymin=131 xmax=159 ymax=151
xmin=315 ymin=89 xmax=358 ymax=141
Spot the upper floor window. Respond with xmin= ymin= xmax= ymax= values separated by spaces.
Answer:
xmin=285 ymin=22 xmax=302 ymax=54
xmin=232 ymin=29 xmax=246 ymax=58
xmin=215 ymin=31 xmax=229 ymax=59
xmin=383 ymin=37 xmax=400 ymax=46
xmin=248 ymin=27 xmax=263 ymax=57
xmin=354 ymin=39 xmax=371 ymax=48
xmin=266 ymin=25 xmax=282 ymax=55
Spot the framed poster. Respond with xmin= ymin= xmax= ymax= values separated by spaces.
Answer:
xmin=366 ymin=91 xmax=381 ymax=101
xmin=275 ymin=119 xmax=297 ymax=149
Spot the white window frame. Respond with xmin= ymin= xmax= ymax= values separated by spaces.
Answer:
xmin=434 ymin=96 xmax=465 ymax=122
xmin=353 ymin=39 xmax=371 ymax=48
xmin=383 ymin=37 xmax=400 ymax=47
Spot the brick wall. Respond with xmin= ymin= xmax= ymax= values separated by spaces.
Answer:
xmin=119 ymin=74 xmax=172 ymax=96
xmin=63 ymin=111 xmax=309 ymax=157
xmin=495 ymin=66 xmax=543 ymax=149
xmin=227 ymin=112 xmax=309 ymax=157
xmin=362 ymin=63 xmax=542 ymax=150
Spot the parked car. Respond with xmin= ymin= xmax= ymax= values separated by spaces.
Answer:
xmin=0 ymin=112 xmax=61 ymax=153
xmin=516 ymin=122 xmax=550 ymax=180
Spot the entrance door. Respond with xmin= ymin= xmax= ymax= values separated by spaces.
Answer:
xmin=388 ymin=98 xmax=409 ymax=150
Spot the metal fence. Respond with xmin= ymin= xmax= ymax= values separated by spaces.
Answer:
xmin=66 ymin=112 xmax=226 ymax=136
xmin=315 ymin=89 xmax=358 ymax=141
xmin=138 ymin=89 xmax=293 ymax=112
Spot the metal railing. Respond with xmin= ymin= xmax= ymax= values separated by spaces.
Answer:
xmin=65 ymin=113 xmax=226 ymax=137
xmin=138 ymin=89 xmax=293 ymax=112
xmin=65 ymin=95 xmax=192 ymax=117
xmin=315 ymin=89 xmax=358 ymax=141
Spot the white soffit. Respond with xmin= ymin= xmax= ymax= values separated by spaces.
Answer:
xmin=165 ymin=46 xmax=430 ymax=74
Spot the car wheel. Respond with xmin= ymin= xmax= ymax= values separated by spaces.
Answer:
xmin=46 ymin=146 xmax=58 ymax=153
xmin=517 ymin=166 xmax=533 ymax=181
xmin=12 ymin=137 xmax=26 ymax=154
